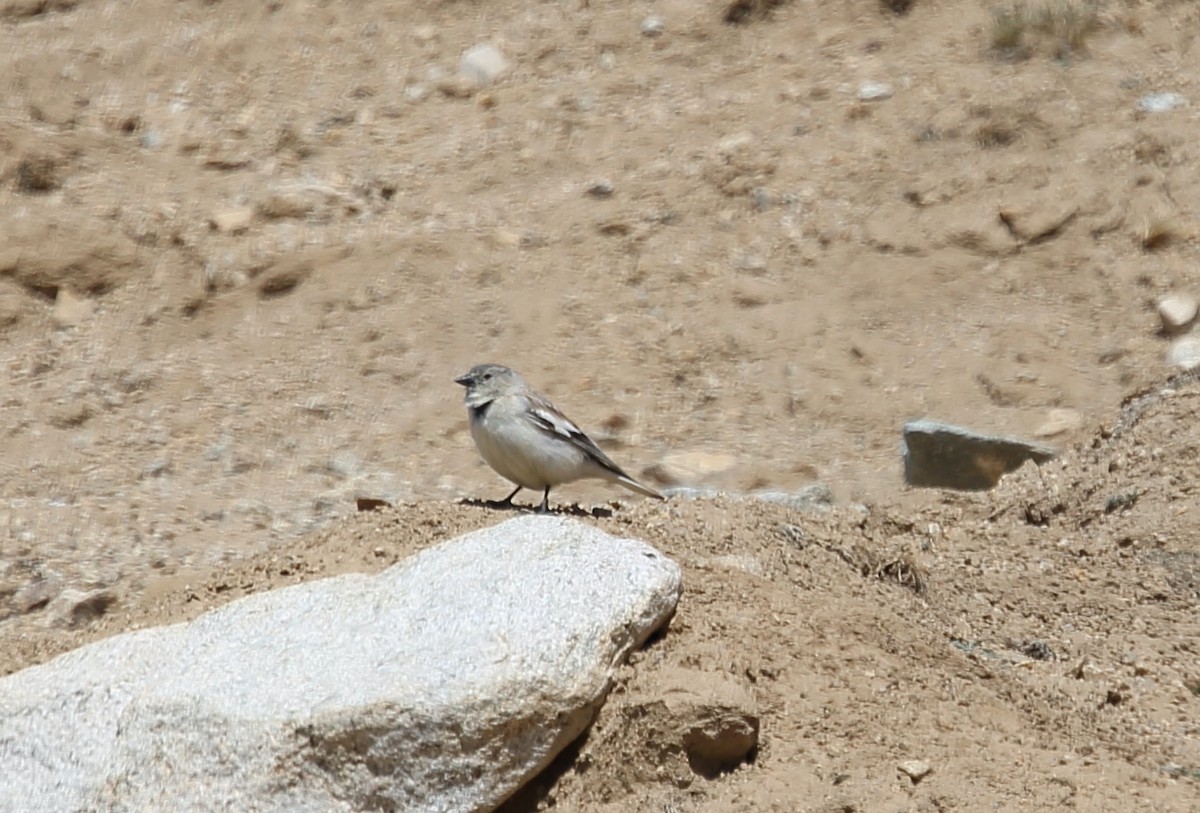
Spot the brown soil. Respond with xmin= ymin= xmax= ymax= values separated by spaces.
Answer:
xmin=2 ymin=0 xmax=1199 ymax=809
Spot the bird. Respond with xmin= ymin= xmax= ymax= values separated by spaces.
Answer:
xmin=454 ymin=363 xmax=665 ymax=513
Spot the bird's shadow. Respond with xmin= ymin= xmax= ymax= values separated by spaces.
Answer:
xmin=457 ymin=498 xmax=614 ymax=519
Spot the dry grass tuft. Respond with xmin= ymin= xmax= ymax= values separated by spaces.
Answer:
xmin=851 ymin=545 xmax=930 ymax=595
xmin=1137 ymin=215 xmax=1178 ymax=251
xmin=989 ymin=0 xmax=1102 ymax=60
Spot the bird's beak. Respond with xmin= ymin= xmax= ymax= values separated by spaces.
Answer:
xmin=454 ymin=373 xmax=473 ymax=387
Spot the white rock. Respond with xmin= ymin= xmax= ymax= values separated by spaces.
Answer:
xmin=640 ymin=15 xmax=664 ymax=37
xmin=460 ymin=43 xmax=509 ymax=86
xmin=1157 ymin=293 xmax=1198 ymax=336
xmin=0 ymin=516 xmax=681 ymax=813
xmin=586 ymin=178 xmax=615 ymax=198
xmin=1167 ymin=336 xmax=1200 ymax=370
xmin=1138 ymin=92 xmax=1187 ymax=113
xmin=898 ymin=759 xmax=932 ymax=782
xmin=857 ymin=81 xmax=893 ymax=101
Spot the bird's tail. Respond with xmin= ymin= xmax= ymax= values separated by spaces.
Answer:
xmin=615 ymin=474 xmax=666 ymax=500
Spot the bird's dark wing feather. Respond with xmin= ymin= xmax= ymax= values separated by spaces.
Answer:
xmin=525 ymin=399 xmax=633 ymax=479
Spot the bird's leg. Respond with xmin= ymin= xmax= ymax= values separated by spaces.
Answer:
xmin=497 ymin=485 xmax=522 ymax=507
xmin=536 ymin=487 xmax=551 ymax=514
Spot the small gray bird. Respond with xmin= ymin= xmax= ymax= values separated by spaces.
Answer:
xmin=455 ymin=363 xmax=665 ymax=512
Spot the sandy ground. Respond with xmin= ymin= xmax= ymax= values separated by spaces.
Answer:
xmin=1 ymin=0 xmax=1199 ymax=809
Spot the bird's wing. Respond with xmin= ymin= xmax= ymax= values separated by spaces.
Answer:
xmin=524 ymin=396 xmax=633 ymax=478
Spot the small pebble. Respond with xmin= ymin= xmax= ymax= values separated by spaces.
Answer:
xmin=14 ymin=577 xmax=62 ymax=614
xmin=209 ymin=207 xmax=254 ymax=234
xmin=857 ymin=81 xmax=893 ymax=101
xmin=1138 ymin=92 xmax=1187 ymax=113
xmin=898 ymin=760 xmax=932 ymax=783
xmin=641 ymin=16 xmax=664 ymax=37
xmin=1156 ymin=293 xmax=1198 ymax=336
xmin=139 ymin=129 xmax=163 ymax=149
xmin=460 ymin=43 xmax=509 ymax=86
xmin=404 ymin=84 xmax=430 ymax=103
xmin=49 ymin=588 xmax=118 ymax=627
xmin=586 ymin=179 xmax=614 ymax=198
xmin=1167 ymin=336 xmax=1200 ymax=370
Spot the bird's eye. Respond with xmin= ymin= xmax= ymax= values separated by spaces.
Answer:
xmin=482 ymin=372 xmax=492 ymax=380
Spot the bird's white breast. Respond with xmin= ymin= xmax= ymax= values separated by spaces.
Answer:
xmin=470 ymin=397 xmax=588 ymax=489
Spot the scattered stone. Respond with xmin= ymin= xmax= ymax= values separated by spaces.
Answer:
xmin=13 ymin=577 xmax=62 ymax=614
xmin=903 ymin=420 xmax=1057 ymax=490
xmin=404 ymin=84 xmax=430 ymax=103
xmin=586 ymin=179 xmax=615 ymax=198
xmin=930 ymin=206 xmax=1018 ymax=256
xmin=459 ymin=43 xmax=509 ymax=86
xmin=753 ymin=483 xmax=836 ymax=512
xmin=47 ymin=401 xmax=94 ymax=429
xmin=256 ymin=188 xmax=320 ymax=221
xmin=50 ymin=288 xmax=94 ymax=328
xmin=898 ymin=760 xmax=932 ymax=783
xmin=732 ymin=278 xmax=775 ymax=307
xmin=256 ymin=263 xmax=313 ymax=297
xmin=1167 ymin=336 xmax=1200 ymax=371
xmin=1156 ymin=293 xmax=1198 ymax=336
xmin=139 ymin=129 xmax=163 ymax=149
xmin=438 ymin=75 xmax=478 ymax=99
xmin=0 ymin=219 xmax=140 ymax=295
xmin=0 ymin=517 xmax=681 ymax=812
xmin=1019 ymin=640 xmax=1055 ymax=661
xmin=997 ymin=195 xmax=1079 ymax=243
xmin=200 ymin=144 xmax=253 ymax=170
xmin=645 ymin=451 xmax=738 ymax=487
xmin=661 ymin=668 xmax=758 ymax=778
xmin=252 ymin=246 xmax=350 ymax=298
xmin=1137 ymin=92 xmax=1187 ymax=113
xmin=640 ymin=15 xmax=665 ymax=37
xmin=349 ymin=473 xmax=409 ymax=509
xmin=355 ymin=497 xmax=390 ymax=512
xmin=857 ymin=81 xmax=893 ymax=101
xmin=1034 ymin=408 xmax=1083 ymax=439
xmin=48 ymin=588 xmax=118 ymax=627
xmin=208 ymin=207 xmax=254 ymax=234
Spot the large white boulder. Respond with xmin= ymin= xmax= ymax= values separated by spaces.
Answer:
xmin=0 ymin=515 xmax=682 ymax=813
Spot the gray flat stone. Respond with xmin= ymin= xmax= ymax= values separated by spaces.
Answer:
xmin=0 ymin=516 xmax=682 ymax=813
xmin=903 ymin=419 xmax=1056 ymax=490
